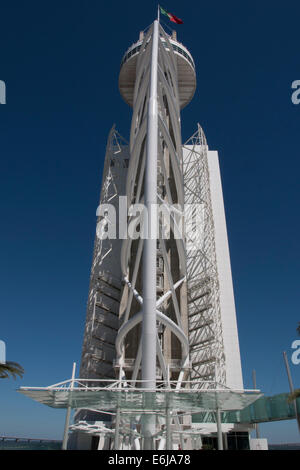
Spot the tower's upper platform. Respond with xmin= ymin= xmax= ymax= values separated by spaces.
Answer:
xmin=119 ymin=30 xmax=196 ymax=109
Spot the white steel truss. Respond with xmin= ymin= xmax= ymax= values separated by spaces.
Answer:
xmin=76 ymin=20 xmax=232 ymax=450
xmin=183 ymin=124 xmax=226 ymax=386
xmin=115 ymin=23 xmax=189 ymax=396
xmin=79 ymin=126 xmax=129 ymax=382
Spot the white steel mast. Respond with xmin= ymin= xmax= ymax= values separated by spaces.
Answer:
xmin=141 ymin=17 xmax=159 ymax=448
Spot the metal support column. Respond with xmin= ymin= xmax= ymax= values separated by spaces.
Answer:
xmin=216 ymin=407 xmax=223 ymax=450
xmin=223 ymin=432 xmax=228 ymax=450
xmin=141 ymin=18 xmax=159 ymax=450
xmin=166 ymin=406 xmax=172 ymax=450
xmin=215 ymin=366 xmax=223 ymax=450
xmin=252 ymin=369 xmax=260 ymax=438
xmin=62 ymin=362 xmax=76 ymax=450
xmin=114 ymin=408 xmax=121 ymax=450
xmin=114 ymin=367 xmax=123 ymax=449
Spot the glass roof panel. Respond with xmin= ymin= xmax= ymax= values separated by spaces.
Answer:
xmin=18 ymin=387 xmax=262 ymax=415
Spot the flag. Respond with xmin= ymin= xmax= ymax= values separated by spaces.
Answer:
xmin=160 ymin=6 xmax=183 ymax=24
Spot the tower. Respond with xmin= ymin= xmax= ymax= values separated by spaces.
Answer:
xmin=74 ymin=18 xmax=244 ymax=449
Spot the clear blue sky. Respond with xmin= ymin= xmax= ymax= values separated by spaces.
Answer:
xmin=0 ymin=0 xmax=299 ymax=443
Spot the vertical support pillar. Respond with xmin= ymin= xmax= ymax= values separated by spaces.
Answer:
xmin=216 ymin=407 xmax=223 ymax=450
xmin=223 ymin=432 xmax=228 ymax=450
xmin=166 ymin=406 xmax=172 ymax=450
xmin=214 ymin=365 xmax=223 ymax=450
xmin=114 ymin=408 xmax=121 ymax=450
xmin=114 ymin=366 xmax=123 ymax=449
xmin=141 ymin=19 xmax=159 ymax=450
xmin=166 ymin=366 xmax=172 ymax=450
xmin=62 ymin=362 xmax=76 ymax=450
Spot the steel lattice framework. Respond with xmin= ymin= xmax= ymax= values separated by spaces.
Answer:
xmin=72 ymin=18 xmax=244 ymax=450
xmin=183 ymin=125 xmax=226 ymax=387
xmin=115 ymin=23 xmax=190 ymax=390
xmin=79 ymin=127 xmax=129 ymax=382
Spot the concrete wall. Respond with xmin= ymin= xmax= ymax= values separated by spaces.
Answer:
xmin=207 ymin=150 xmax=243 ymax=389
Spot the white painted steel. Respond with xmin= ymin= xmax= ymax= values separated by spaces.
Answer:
xmin=75 ymin=20 xmax=246 ymax=449
xmin=115 ymin=23 xmax=191 ymax=416
xmin=62 ymin=362 xmax=76 ymax=450
xmin=183 ymin=126 xmax=226 ymax=387
xmin=142 ymin=18 xmax=159 ymax=392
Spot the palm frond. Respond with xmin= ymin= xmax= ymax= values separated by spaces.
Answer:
xmin=0 ymin=361 xmax=24 ymax=380
xmin=287 ymin=389 xmax=300 ymax=403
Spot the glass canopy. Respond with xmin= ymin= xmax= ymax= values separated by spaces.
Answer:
xmin=18 ymin=382 xmax=262 ymax=416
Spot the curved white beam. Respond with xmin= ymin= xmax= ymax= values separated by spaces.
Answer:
xmin=116 ymin=308 xmax=189 ymax=363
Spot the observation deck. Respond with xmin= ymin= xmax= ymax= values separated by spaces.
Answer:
xmin=119 ymin=31 xmax=196 ymax=109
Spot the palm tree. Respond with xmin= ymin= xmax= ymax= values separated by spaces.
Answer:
xmin=0 ymin=362 xmax=24 ymax=380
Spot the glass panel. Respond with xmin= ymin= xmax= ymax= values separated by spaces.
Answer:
xmin=18 ymin=387 xmax=262 ymax=415
xmin=194 ymin=394 xmax=300 ymax=424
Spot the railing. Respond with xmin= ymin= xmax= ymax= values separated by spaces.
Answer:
xmin=0 ymin=436 xmax=61 ymax=443
xmin=19 ymin=377 xmax=257 ymax=393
